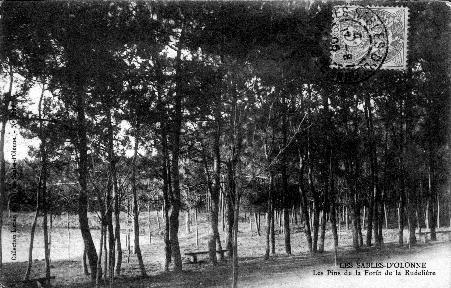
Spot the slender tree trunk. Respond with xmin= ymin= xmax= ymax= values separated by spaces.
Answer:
xmin=33 ymin=86 xmax=51 ymax=286
xmin=281 ymin=93 xmax=291 ymax=255
xmin=103 ymin=223 xmax=108 ymax=282
xmin=106 ymin=108 xmax=116 ymax=280
xmin=96 ymin=224 xmax=105 ymax=287
xmin=407 ymin=194 xmax=417 ymax=245
xmin=330 ymin=202 xmax=339 ymax=264
xmin=307 ymin=145 xmax=319 ymax=252
xmin=221 ymin=189 xmax=225 ymax=232
xmin=148 ymin=203 xmax=152 ymax=244
xmin=195 ymin=208 xmax=199 ymax=248
xmin=351 ymin=201 xmax=360 ymax=249
xmin=160 ymin=113 xmax=172 ymax=271
xmin=312 ymin=200 xmax=320 ymax=252
xmin=154 ymin=47 xmax=172 ymax=272
xmin=366 ymin=190 xmax=374 ymax=246
xmin=0 ymin=68 xmax=13 ymax=274
xmin=264 ymin=175 xmax=273 ymax=260
xmin=131 ymin=123 xmax=146 ymax=276
xmin=384 ymin=204 xmax=388 ymax=229
xmin=428 ymin=152 xmax=437 ymax=240
xmin=318 ymin=208 xmax=327 ymax=253
xmin=226 ymin=161 xmax=235 ymax=257
xmin=232 ymin=186 xmax=240 ymax=288
xmin=209 ymin=99 xmax=223 ymax=264
xmin=168 ymin=23 xmax=185 ymax=272
xmin=362 ymin=206 xmax=366 ymax=229
xmin=365 ymin=94 xmax=382 ymax=247
xmin=270 ymin=202 xmax=275 ymax=254
xmin=328 ymin=153 xmax=338 ymax=260
xmin=126 ymin=195 xmax=131 ymax=264
xmin=83 ymin=248 xmax=89 ymax=276
xmin=254 ymin=213 xmax=261 ymax=236
xmin=24 ymin=185 xmax=40 ymax=281
xmin=76 ymin=88 xmax=98 ymax=280
xmin=283 ymin=210 xmax=291 ymax=253
xmin=156 ymin=209 xmax=161 ymax=230
xmin=437 ymin=200 xmax=440 ymax=229
xmin=41 ymin=144 xmax=51 ymax=287
xmin=113 ymin=171 xmax=122 ymax=275
xmin=169 ymin=133 xmax=183 ymax=272
xmin=398 ymin=193 xmax=405 ymax=245
xmin=299 ymin=156 xmax=312 ymax=253
xmin=357 ymin=209 xmax=363 ymax=247
xmin=185 ymin=210 xmax=190 ymax=234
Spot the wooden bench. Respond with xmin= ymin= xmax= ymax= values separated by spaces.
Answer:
xmin=185 ymin=249 xmax=229 ymax=263
xmin=417 ymin=230 xmax=451 ymax=243
xmin=22 ymin=276 xmax=56 ymax=287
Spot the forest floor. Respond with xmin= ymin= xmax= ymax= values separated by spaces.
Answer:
xmin=2 ymin=212 xmax=451 ymax=288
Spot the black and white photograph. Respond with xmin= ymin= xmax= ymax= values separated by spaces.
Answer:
xmin=0 ymin=1 xmax=450 ymax=287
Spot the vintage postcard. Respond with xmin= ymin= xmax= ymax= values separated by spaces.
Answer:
xmin=0 ymin=1 xmax=449 ymax=288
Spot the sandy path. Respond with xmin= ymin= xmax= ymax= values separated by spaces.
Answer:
xmin=238 ymin=242 xmax=451 ymax=288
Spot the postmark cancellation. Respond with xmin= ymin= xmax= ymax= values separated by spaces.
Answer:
xmin=330 ymin=6 xmax=409 ymax=71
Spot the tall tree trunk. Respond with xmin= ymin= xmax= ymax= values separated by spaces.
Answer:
xmin=254 ymin=213 xmax=261 ymax=236
xmin=195 ymin=208 xmax=199 ymax=248
xmin=185 ymin=210 xmax=191 ymax=234
xmin=264 ymin=175 xmax=273 ymax=259
xmin=169 ymin=120 xmax=183 ymax=273
xmin=407 ymin=187 xmax=417 ymax=245
xmin=226 ymin=161 xmax=235 ymax=257
xmin=364 ymin=94 xmax=382 ymax=247
xmin=311 ymin=198 xmax=320 ymax=252
xmin=158 ymin=99 xmax=172 ymax=271
xmin=154 ymin=34 xmax=172 ymax=272
xmin=270 ymin=201 xmax=275 ymax=254
xmin=95 ymin=224 xmax=105 ymax=287
xmin=41 ymin=137 xmax=50 ymax=287
xmin=162 ymin=134 xmax=172 ymax=270
xmin=307 ymin=132 xmax=319 ymax=253
xmin=329 ymin=152 xmax=339 ymax=262
xmin=283 ymin=210 xmax=291 ymax=253
xmin=83 ymin=248 xmax=89 ymax=276
xmin=398 ymin=98 xmax=409 ymax=246
xmin=168 ymin=21 xmax=185 ymax=273
xmin=106 ymin=108 xmax=116 ymax=279
xmin=0 ymin=68 xmax=13 ymax=274
xmin=325 ymin=91 xmax=338 ymax=258
xmin=113 ymin=168 xmax=122 ymax=275
xmin=427 ymin=156 xmax=437 ymax=240
xmin=357 ymin=208 xmax=363 ymax=247
xmin=300 ymin=192 xmax=313 ymax=253
xmin=299 ymin=155 xmax=313 ymax=253
xmin=345 ymin=157 xmax=361 ymax=250
xmin=318 ymin=208 xmax=326 ymax=253
xmin=351 ymin=197 xmax=360 ymax=249
xmin=209 ymin=100 xmax=223 ymax=264
xmin=126 ymin=194 xmax=131 ymax=263
xmin=132 ymin=123 xmax=146 ymax=276
xmin=232 ymin=181 xmax=240 ymax=288
xmin=281 ymin=93 xmax=291 ymax=255
xmin=76 ymin=88 xmax=98 ymax=280
xmin=35 ymin=86 xmax=51 ymax=286
xmin=398 ymin=192 xmax=405 ymax=245
xmin=24 ymin=181 xmax=40 ymax=280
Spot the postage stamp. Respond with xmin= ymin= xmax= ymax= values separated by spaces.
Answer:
xmin=330 ymin=6 xmax=409 ymax=71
